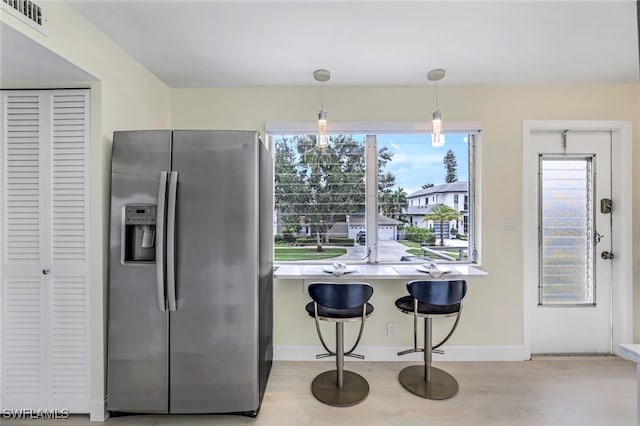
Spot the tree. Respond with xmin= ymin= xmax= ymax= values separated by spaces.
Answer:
xmin=379 ymin=186 xmax=407 ymax=222
xmin=377 ymin=146 xmax=396 ymax=192
xmin=424 ymin=205 xmax=461 ymax=246
xmin=421 ymin=183 xmax=434 ymax=189
xmin=274 ymin=135 xmax=363 ymax=246
xmin=274 ymin=137 xmax=309 ymax=233
xmin=274 ymin=135 xmax=399 ymax=247
xmin=443 ymin=149 xmax=458 ymax=183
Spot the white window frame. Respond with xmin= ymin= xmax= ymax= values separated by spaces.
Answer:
xmin=267 ymin=121 xmax=483 ymax=265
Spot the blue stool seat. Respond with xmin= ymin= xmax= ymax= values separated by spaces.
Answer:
xmin=305 ymin=302 xmax=374 ymax=319
xmin=394 ymin=296 xmax=460 ymax=315
xmin=306 ymin=282 xmax=374 ymax=407
xmin=396 ymin=279 xmax=467 ymax=400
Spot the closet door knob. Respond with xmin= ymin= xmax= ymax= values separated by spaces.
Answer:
xmin=42 ymin=268 xmax=50 ymax=275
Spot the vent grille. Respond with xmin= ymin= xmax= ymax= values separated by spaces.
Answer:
xmin=2 ymin=0 xmax=43 ymax=26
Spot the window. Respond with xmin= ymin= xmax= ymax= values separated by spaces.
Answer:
xmin=270 ymin=125 xmax=478 ymax=264
xmin=273 ymin=134 xmax=366 ymax=262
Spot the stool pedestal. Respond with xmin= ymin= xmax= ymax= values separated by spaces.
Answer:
xmin=311 ymin=322 xmax=369 ymax=407
xmin=398 ymin=317 xmax=459 ymax=400
xmin=399 ymin=365 xmax=458 ymax=400
xmin=311 ymin=370 xmax=369 ymax=407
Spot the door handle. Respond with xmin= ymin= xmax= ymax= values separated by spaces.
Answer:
xmin=166 ymin=171 xmax=178 ymax=312
xmin=156 ymin=171 xmax=168 ymax=311
xmin=601 ymin=251 xmax=614 ymax=260
xmin=42 ymin=268 xmax=50 ymax=275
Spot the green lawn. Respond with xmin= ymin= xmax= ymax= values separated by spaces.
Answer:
xmin=399 ymin=240 xmax=421 ymax=248
xmin=275 ymin=247 xmax=347 ymax=261
xmin=403 ymin=242 xmax=468 ymax=261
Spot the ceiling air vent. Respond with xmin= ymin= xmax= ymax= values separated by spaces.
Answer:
xmin=1 ymin=0 xmax=46 ymax=34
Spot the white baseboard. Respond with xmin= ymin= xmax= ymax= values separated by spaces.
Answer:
xmin=274 ymin=345 xmax=528 ymax=362
xmin=89 ymin=397 xmax=108 ymax=422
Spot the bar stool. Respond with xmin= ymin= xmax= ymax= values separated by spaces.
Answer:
xmin=395 ymin=279 xmax=467 ymax=400
xmin=305 ymin=282 xmax=374 ymax=407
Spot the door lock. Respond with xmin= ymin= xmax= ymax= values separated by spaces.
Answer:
xmin=601 ymin=251 xmax=614 ymax=260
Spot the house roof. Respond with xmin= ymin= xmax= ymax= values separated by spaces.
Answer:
xmin=407 ymin=182 xmax=468 ymax=199
xmin=348 ymin=214 xmax=402 ymax=226
xmin=327 ymin=222 xmax=348 ymax=235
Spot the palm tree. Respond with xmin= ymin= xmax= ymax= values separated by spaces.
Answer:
xmin=380 ymin=187 xmax=408 ymax=221
xmin=424 ymin=205 xmax=461 ymax=246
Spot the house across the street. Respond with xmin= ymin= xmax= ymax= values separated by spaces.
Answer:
xmin=405 ymin=182 xmax=468 ymax=239
xmin=329 ymin=213 xmax=402 ymax=241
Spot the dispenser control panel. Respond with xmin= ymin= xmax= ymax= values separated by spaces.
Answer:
xmin=125 ymin=206 xmax=157 ymax=225
xmin=122 ymin=204 xmax=157 ymax=263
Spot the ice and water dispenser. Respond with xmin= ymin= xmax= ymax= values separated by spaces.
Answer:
xmin=122 ymin=204 xmax=157 ymax=263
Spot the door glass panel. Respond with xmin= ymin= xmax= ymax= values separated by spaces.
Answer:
xmin=539 ymin=156 xmax=594 ymax=305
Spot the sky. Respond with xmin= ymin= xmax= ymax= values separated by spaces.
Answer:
xmin=377 ymin=133 xmax=470 ymax=196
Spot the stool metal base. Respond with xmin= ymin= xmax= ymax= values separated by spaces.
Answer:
xmin=311 ymin=370 xmax=369 ymax=407
xmin=399 ymin=365 xmax=459 ymax=400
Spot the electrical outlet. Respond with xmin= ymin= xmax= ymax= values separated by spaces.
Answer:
xmin=387 ymin=322 xmax=397 ymax=337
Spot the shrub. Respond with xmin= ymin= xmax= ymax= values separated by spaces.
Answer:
xmin=405 ymin=226 xmax=436 ymax=245
xmin=328 ymin=237 xmax=355 ymax=246
xmin=294 ymin=236 xmax=355 ymax=246
xmin=295 ymin=237 xmax=318 ymax=244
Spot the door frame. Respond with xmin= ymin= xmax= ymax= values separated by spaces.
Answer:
xmin=522 ymin=120 xmax=633 ymax=358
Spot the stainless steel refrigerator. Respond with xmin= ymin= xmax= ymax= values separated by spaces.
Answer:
xmin=107 ymin=130 xmax=273 ymax=416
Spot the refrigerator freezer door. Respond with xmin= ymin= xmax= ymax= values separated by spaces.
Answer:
xmin=169 ymin=130 xmax=260 ymax=413
xmin=108 ymin=131 xmax=171 ymax=413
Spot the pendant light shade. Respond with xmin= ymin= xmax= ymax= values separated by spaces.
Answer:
xmin=314 ymin=69 xmax=331 ymax=149
xmin=428 ymin=68 xmax=446 ymax=147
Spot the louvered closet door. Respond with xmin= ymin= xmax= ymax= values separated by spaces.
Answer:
xmin=0 ymin=90 xmax=90 ymax=412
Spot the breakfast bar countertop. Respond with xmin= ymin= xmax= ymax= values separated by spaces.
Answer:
xmin=274 ymin=263 xmax=487 ymax=280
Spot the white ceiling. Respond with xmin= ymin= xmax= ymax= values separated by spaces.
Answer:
xmin=11 ymin=1 xmax=640 ymax=87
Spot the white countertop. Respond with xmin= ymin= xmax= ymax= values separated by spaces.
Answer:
xmin=274 ymin=263 xmax=487 ymax=280
xmin=619 ymin=344 xmax=640 ymax=363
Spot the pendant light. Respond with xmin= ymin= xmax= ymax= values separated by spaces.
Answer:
xmin=428 ymin=68 xmax=446 ymax=147
xmin=314 ymin=69 xmax=331 ymax=150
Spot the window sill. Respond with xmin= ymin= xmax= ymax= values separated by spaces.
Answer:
xmin=273 ymin=263 xmax=487 ymax=280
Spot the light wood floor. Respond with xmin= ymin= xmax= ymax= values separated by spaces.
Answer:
xmin=4 ymin=357 xmax=636 ymax=426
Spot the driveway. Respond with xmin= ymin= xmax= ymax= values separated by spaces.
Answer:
xmin=331 ymin=240 xmax=416 ymax=262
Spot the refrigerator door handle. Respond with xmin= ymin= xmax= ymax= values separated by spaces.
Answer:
xmin=156 ymin=171 xmax=168 ymax=311
xmin=166 ymin=171 xmax=178 ymax=311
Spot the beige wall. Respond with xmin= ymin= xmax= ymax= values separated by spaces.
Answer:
xmin=1 ymin=2 xmax=172 ymax=405
xmin=172 ymin=85 xmax=639 ymax=349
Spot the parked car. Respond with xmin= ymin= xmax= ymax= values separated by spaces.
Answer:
xmin=357 ymin=231 xmax=366 ymax=244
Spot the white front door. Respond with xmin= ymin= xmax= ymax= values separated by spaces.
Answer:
xmin=528 ymin=131 xmax=612 ymax=354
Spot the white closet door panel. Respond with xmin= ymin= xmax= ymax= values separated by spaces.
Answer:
xmin=2 ymin=276 xmax=46 ymax=407
xmin=50 ymin=93 xmax=88 ymax=264
xmin=49 ymin=275 xmax=89 ymax=411
xmin=4 ymin=95 xmax=41 ymax=263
